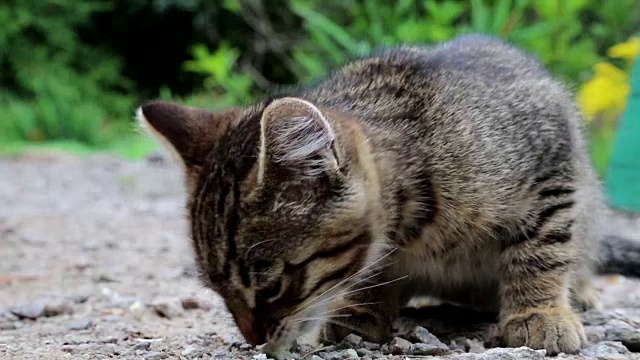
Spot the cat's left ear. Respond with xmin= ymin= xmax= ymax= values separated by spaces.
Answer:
xmin=137 ymin=101 xmax=240 ymax=167
xmin=137 ymin=101 xmax=241 ymax=188
xmin=259 ymin=97 xmax=342 ymax=180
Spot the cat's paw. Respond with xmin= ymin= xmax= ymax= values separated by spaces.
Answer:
xmin=501 ymin=307 xmax=587 ymax=355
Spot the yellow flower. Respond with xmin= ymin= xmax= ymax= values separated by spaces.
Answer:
xmin=578 ymin=62 xmax=631 ymax=121
xmin=607 ymin=36 xmax=640 ymax=62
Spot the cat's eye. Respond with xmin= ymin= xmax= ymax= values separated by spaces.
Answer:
xmin=258 ymin=278 xmax=284 ymax=302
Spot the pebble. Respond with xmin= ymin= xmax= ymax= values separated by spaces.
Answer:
xmin=585 ymin=325 xmax=608 ymax=343
xmin=8 ymin=302 xmax=46 ymax=320
xmin=361 ymin=341 xmax=380 ymax=351
xmin=182 ymin=344 xmax=207 ymax=357
xmin=466 ymin=339 xmax=486 ymax=354
xmin=68 ymin=319 xmax=92 ymax=330
xmin=151 ymin=298 xmax=184 ymax=319
xmin=410 ymin=341 xmax=451 ymax=356
xmin=606 ymin=327 xmax=640 ymax=351
xmin=341 ymin=334 xmax=363 ymax=348
xmin=8 ymin=299 xmax=73 ymax=319
xmin=143 ymin=351 xmax=169 ymax=359
xmin=388 ymin=337 xmax=412 ymax=355
xmin=43 ymin=300 xmax=74 ymax=317
xmin=101 ymin=287 xmax=139 ymax=308
xmin=60 ymin=343 xmax=121 ymax=355
xmin=580 ymin=341 xmax=630 ymax=358
xmin=405 ymin=326 xmax=450 ymax=355
xmin=583 ymin=310 xmax=616 ymax=326
xmin=134 ymin=341 xmax=152 ymax=350
xmin=0 ymin=322 xmax=16 ymax=330
xmin=181 ymin=297 xmax=211 ymax=311
xmin=477 ymin=347 xmax=545 ymax=359
xmin=67 ymin=294 xmax=89 ymax=304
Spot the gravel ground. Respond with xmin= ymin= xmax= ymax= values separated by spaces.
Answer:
xmin=2 ymin=151 xmax=640 ymax=360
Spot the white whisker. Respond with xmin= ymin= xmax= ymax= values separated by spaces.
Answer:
xmin=306 ymin=274 xmax=408 ymax=312
xmin=293 ymin=248 xmax=397 ymax=315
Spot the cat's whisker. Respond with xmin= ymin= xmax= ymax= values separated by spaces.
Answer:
xmin=291 ymin=269 xmax=383 ymax=317
xmin=293 ymin=314 xmax=352 ymax=323
xmin=307 ymin=274 xmax=408 ymax=312
xmin=293 ymin=301 xmax=379 ymax=325
xmin=293 ymin=248 xmax=397 ymax=314
xmin=245 ymin=238 xmax=277 ymax=258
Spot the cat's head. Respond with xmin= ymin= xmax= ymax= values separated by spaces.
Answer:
xmin=138 ymin=97 xmax=387 ymax=355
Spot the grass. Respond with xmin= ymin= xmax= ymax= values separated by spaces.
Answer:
xmin=0 ymin=135 xmax=158 ymax=160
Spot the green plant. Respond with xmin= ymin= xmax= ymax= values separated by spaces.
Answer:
xmin=287 ymin=0 xmax=640 ymax=85
xmin=183 ymin=43 xmax=255 ymax=109
xmin=0 ymin=0 xmax=135 ymax=146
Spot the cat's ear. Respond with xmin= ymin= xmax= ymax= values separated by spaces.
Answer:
xmin=259 ymin=97 xmax=341 ymax=180
xmin=137 ymin=101 xmax=240 ymax=168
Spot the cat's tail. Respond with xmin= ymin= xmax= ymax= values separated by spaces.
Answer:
xmin=596 ymin=235 xmax=640 ymax=278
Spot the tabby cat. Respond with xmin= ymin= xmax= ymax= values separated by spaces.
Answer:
xmin=138 ymin=34 xmax=640 ymax=359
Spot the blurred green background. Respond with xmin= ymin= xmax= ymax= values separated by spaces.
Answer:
xmin=0 ymin=0 xmax=639 ymax=177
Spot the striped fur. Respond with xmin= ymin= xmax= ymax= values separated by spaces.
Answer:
xmin=137 ymin=34 xmax=640 ymax=359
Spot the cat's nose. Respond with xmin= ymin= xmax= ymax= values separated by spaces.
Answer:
xmin=236 ymin=312 xmax=267 ymax=345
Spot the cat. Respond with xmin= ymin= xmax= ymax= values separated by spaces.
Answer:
xmin=138 ymin=34 xmax=640 ymax=359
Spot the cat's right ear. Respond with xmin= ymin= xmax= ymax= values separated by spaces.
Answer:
xmin=136 ymin=101 xmax=240 ymax=169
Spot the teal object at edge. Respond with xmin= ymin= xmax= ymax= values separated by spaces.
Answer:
xmin=605 ymin=53 xmax=640 ymax=212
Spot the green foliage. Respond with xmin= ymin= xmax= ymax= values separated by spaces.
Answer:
xmin=183 ymin=43 xmax=254 ymax=108
xmin=0 ymin=0 xmax=134 ymax=146
xmin=1 ymin=0 xmax=638 ymax=158
xmin=286 ymin=0 xmax=640 ymax=85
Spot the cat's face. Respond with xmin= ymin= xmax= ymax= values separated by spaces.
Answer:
xmin=138 ymin=97 xmax=384 ymax=356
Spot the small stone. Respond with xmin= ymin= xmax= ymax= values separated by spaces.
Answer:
xmin=580 ymin=341 xmax=630 ymax=358
xmin=361 ymin=341 xmax=380 ymax=351
xmin=379 ymin=344 xmax=389 ymax=354
xmin=410 ymin=342 xmax=451 ymax=356
xmin=605 ymin=327 xmax=640 ymax=351
xmin=466 ymin=339 xmax=485 ymax=354
xmin=43 ymin=300 xmax=74 ymax=317
xmin=61 ymin=343 xmax=121 ymax=355
xmin=355 ymin=348 xmax=373 ymax=357
xmin=101 ymin=287 xmax=139 ymax=308
xmin=0 ymin=322 xmax=16 ymax=330
xmin=341 ymin=334 xmax=363 ymax=348
xmin=68 ymin=319 xmax=92 ymax=330
xmin=134 ymin=342 xmax=151 ymax=350
xmin=181 ymin=297 xmax=211 ymax=311
xmin=95 ymin=273 xmax=118 ymax=283
xmin=583 ymin=310 xmax=614 ymax=326
xmin=585 ymin=325 xmax=607 ymax=343
xmin=143 ymin=351 xmax=169 ymax=359
xmin=8 ymin=302 xmax=46 ymax=320
xmin=310 ymin=355 xmax=323 ymax=360
xmin=101 ymin=336 xmax=118 ymax=344
xmin=67 ymin=294 xmax=89 ymax=304
xmin=344 ymin=349 xmax=359 ymax=359
xmin=407 ymin=326 xmax=445 ymax=346
xmin=253 ymin=354 xmax=268 ymax=360
xmin=238 ymin=343 xmax=253 ymax=351
xmin=181 ymin=344 xmax=206 ymax=356
xmin=129 ymin=300 xmax=146 ymax=316
xmin=151 ymin=298 xmax=184 ymax=319
xmin=478 ymin=347 xmax=545 ymax=359
xmin=388 ymin=337 xmax=412 ymax=355
xmin=451 ymin=354 xmax=479 ymax=360
xmin=318 ymin=350 xmax=359 ymax=360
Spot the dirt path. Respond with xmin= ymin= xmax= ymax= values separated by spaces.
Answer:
xmin=2 ymin=152 xmax=640 ymax=359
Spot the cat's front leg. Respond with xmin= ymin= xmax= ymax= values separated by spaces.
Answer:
xmin=499 ymin=213 xmax=587 ymax=354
